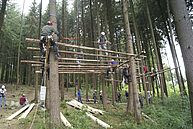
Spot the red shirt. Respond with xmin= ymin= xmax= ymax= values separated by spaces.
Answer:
xmin=20 ymin=96 xmax=26 ymax=105
xmin=143 ymin=66 xmax=148 ymax=73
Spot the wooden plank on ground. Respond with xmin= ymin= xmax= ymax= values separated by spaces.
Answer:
xmin=86 ymin=112 xmax=111 ymax=129
xmin=7 ymin=104 xmax=30 ymax=120
xmin=60 ymin=112 xmax=73 ymax=128
xmin=66 ymin=99 xmax=104 ymax=115
xmin=18 ymin=103 xmax=35 ymax=119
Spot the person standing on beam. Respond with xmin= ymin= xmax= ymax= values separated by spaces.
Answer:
xmin=98 ymin=32 xmax=110 ymax=55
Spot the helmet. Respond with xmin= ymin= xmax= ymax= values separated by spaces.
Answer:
xmin=101 ymin=32 xmax=105 ymax=35
xmin=22 ymin=94 xmax=25 ymax=96
xmin=2 ymin=85 xmax=5 ymax=89
xmin=47 ymin=21 xmax=52 ymax=25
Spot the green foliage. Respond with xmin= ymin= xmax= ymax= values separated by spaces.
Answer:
xmin=62 ymin=108 xmax=96 ymax=129
xmin=142 ymin=95 xmax=192 ymax=129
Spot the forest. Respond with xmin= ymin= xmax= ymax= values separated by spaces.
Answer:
xmin=0 ymin=0 xmax=193 ymax=129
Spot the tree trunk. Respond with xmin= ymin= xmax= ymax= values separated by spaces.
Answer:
xmin=166 ymin=0 xmax=186 ymax=95
xmin=146 ymin=0 xmax=165 ymax=100
xmin=0 ymin=0 xmax=7 ymax=31
xmin=111 ymin=68 xmax=116 ymax=106
xmin=89 ymin=0 xmax=95 ymax=47
xmin=49 ymin=0 xmax=61 ymax=127
xmin=130 ymin=0 xmax=149 ymax=105
xmin=49 ymin=50 xmax=61 ymax=127
xmin=170 ymin=0 xmax=193 ymax=127
xmin=35 ymin=68 xmax=39 ymax=103
xmin=60 ymin=74 xmax=64 ymax=101
xmin=86 ymin=74 xmax=89 ymax=101
xmin=106 ymin=0 xmax=115 ymax=51
xmin=102 ymin=74 xmax=107 ymax=109
xmin=123 ymin=0 xmax=141 ymax=122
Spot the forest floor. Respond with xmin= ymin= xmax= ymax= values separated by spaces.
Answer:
xmin=0 ymin=84 xmax=192 ymax=129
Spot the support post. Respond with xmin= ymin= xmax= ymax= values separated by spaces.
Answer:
xmin=49 ymin=50 xmax=61 ymax=127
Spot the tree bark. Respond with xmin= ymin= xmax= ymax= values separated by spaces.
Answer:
xmin=0 ymin=0 xmax=7 ymax=31
xmin=35 ymin=68 xmax=39 ymax=103
xmin=170 ymin=0 xmax=193 ymax=127
xmin=146 ymin=0 xmax=165 ymax=100
xmin=123 ymin=0 xmax=141 ymax=122
xmin=49 ymin=0 xmax=61 ymax=127
xmin=166 ymin=0 xmax=186 ymax=95
xmin=110 ymin=68 xmax=116 ymax=106
xmin=130 ymin=0 xmax=149 ymax=105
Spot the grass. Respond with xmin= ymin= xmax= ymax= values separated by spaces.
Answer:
xmin=9 ymin=86 xmax=192 ymax=129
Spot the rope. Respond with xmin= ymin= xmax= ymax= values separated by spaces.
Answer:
xmin=29 ymin=104 xmax=39 ymax=129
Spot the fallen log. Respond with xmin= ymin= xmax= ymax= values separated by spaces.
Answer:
xmin=142 ymin=112 xmax=157 ymax=124
xmin=66 ymin=99 xmax=104 ymax=115
xmin=60 ymin=112 xmax=73 ymax=128
xmin=7 ymin=104 xmax=30 ymax=120
xmin=18 ymin=103 xmax=35 ymax=119
xmin=86 ymin=112 xmax=111 ymax=129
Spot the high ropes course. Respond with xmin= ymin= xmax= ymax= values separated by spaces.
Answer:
xmin=23 ymin=38 xmax=144 ymax=75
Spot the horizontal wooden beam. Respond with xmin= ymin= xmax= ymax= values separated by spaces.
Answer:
xmin=27 ymin=47 xmax=128 ymax=59
xmin=35 ymin=71 xmax=102 ymax=74
xmin=21 ymin=60 xmax=42 ymax=64
xmin=26 ymin=38 xmax=135 ymax=56
xmin=21 ymin=60 xmax=110 ymax=66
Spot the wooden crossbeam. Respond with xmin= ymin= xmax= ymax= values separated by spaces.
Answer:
xmin=26 ymin=38 xmax=135 ymax=56
xmin=21 ymin=60 xmax=42 ymax=64
xmin=35 ymin=71 xmax=103 ymax=74
xmin=27 ymin=47 xmax=128 ymax=59
xmin=59 ymin=50 xmax=128 ymax=59
xmin=58 ymin=65 xmax=110 ymax=68
xmin=59 ymin=68 xmax=107 ymax=70
xmin=27 ymin=47 xmax=141 ymax=61
xmin=21 ymin=60 xmax=110 ymax=66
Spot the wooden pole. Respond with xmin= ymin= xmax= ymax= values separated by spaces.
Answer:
xmin=35 ymin=67 xmax=39 ymax=103
xmin=49 ymin=50 xmax=61 ymax=126
xmin=110 ymin=67 xmax=115 ymax=106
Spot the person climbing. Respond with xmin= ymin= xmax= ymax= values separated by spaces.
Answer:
xmin=122 ymin=65 xmax=131 ymax=84
xmin=39 ymin=21 xmax=60 ymax=61
xmin=98 ymin=32 xmax=110 ymax=55
xmin=0 ymin=85 xmax=7 ymax=108
xmin=19 ymin=94 xmax=28 ymax=106
xmin=77 ymin=89 xmax=82 ymax=103
xmin=93 ymin=90 xmax=97 ymax=104
xmin=143 ymin=65 xmax=148 ymax=74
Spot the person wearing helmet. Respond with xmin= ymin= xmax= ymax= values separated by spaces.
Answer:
xmin=0 ymin=85 xmax=7 ymax=108
xmin=98 ymin=32 xmax=108 ymax=55
xmin=39 ymin=21 xmax=60 ymax=61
